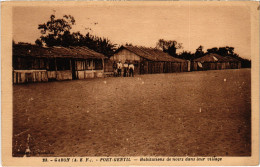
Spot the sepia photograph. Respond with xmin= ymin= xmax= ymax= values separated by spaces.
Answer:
xmin=1 ymin=1 xmax=259 ymax=166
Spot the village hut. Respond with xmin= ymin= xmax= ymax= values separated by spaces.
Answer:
xmin=192 ymin=53 xmax=230 ymax=71
xmin=13 ymin=44 xmax=106 ymax=84
xmin=192 ymin=53 xmax=242 ymax=71
xmin=13 ymin=44 xmax=50 ymax=83
xmin=110 ymin=46 xmax=188 ymax=74
xmin=68 ymin=46 xmax=105 ymax=79
xmin=224 ymin=56 xmax=241 ymax=69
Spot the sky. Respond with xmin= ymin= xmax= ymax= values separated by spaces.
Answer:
xmin=13 ymin=2 xmax=251 ymax=59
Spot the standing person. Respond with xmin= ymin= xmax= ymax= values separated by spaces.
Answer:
xmin=112 ymin=61 xmax=117 ymax=77
xmin=128 ymin=62 xmax=135 ymax=77
xmin=123 ymin=61 xmax=129 ymax=77
xmin=117 ymin=61 xmax=122 ymax=77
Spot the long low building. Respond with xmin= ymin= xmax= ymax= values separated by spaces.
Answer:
xmin=110 ymin=46 xmax=189 ymax=74
xmin=192 ymin=53 xmax=241 ymax=71
xmin=13 ymin=44 xmax=106 ymax=84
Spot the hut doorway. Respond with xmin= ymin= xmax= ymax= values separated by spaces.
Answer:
xmin=71 ymin=59 xmax=77 ymax=80
xmin=140 ymin=61 xmax=145 ymax=74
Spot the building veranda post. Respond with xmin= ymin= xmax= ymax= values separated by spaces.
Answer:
xmin=110 ymin=46 xmax=189 ymax=74
xmin=13 ymin=44 xmax=106 ymax=84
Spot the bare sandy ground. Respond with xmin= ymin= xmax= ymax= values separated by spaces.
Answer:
xmin=13 ymin=69 xmax=251 ymax=157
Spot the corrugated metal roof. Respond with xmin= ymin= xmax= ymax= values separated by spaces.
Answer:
xmin=13 ymin=44 xmax=106 ymax=59
xmin=118 ymin=46 xmax=186 ymax=62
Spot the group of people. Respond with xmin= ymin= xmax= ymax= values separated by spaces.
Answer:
xmin=113 ymin=61 xmax=135 ymax=77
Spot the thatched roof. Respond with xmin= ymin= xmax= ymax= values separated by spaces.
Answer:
xmin=13 ymin=44 xmax=50 ymax=58
xmin=70 ymin=46 xmax=105 ymax=59
xmin=46 ymin=46 xmax=77 ymax=58
xmin=122 ymin=46 xmax=156 ymax=61
xmin=224 ymin=56 xmax=240 ymax=62
xmin=194 ymin=53 xmax=227 ymax=62
xmin=116 ymin=46 xmax=187 ymax=62
xmin=13 ymin=44 xmax=106 ymax=59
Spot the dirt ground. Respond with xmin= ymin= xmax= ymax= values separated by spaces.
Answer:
xmin=13 ymin=69 xmax=251 ymax=157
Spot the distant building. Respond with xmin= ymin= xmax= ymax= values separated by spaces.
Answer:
xmin=224 ymin=56 xmax=242 ymax=69
xmin=110 ymin=46 xmax=189 ymax=74
xmin=12 ymin=44 xmax=106 ymax=84
xmin=192 ymin=53 xmax=241 ymax=71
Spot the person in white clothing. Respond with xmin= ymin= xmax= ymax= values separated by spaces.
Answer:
xmin=123 ymin=61 xmax=129 ymax=77
xmin=117 ymin=61 xmax=122 ymax=77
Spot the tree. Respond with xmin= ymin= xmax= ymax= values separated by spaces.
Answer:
xmin=226 ymin=46 xmax=234 ymax=55
xmin=125 ymin=42 xmax=133 ymax=46
xmin=156 ymin=39 xmax=183 ymax=57
xmin=178 ymin=51 xmax=194 ymax=60
xmin=35 ymin=14 xmax=116 ymax=57
xmin=206 ymin=46 xmax=236 ymax=58
xmin=207 ymin=47 xmax=218 ymax=54
xmin=218 ymin=47 xmax=229 ymax=57
xmin=35 ymin=39 xmax=43 ymax=47
xmin=194 ymin=45 xmax=204 ymax=59
xmin=36 ymin=14 xmax=75 ymax=46
xmin=80 ymin=33 xmax=116 ymax=57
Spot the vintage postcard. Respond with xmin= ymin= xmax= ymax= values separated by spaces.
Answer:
xmin=1 ymin=1 xmax=259 ymax=166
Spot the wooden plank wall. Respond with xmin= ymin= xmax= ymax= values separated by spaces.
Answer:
xmin=111 ymin=49 xmax=141 ymax=63
xmin=143 ymin=61 xmax=188 ymax=74
xmin=104 ymin=59 xmax=114 ymax=72
xmin=13 ymin=56 xmax=105 ymax=83
xmin=13 ymin=70 xmax=48 ymax=84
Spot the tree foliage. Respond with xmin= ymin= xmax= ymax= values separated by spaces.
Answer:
xmin=125 ymin=42 xmax=133 ymax=46
xmin=194 ymin=45 xmax=204 ymax=59
xmin=156 ymin=39 xmax=183 ymax=57
xmin=36 ymin=14 xmax=75 ymax=47
xmin=177 ymin=51 xmax=194 ymax=60
xmin=38 ymin=14 xmax=75 ymax=37
xmin=177 ymin=46 xmax=204 ymax=60
xmin=35 ymin=14 xmax=116 ymax=57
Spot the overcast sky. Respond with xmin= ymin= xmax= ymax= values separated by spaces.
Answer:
xmin=13 ymin=2 xmax=251 ymax=59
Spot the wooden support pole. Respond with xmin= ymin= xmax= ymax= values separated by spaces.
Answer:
xmin=70 ymin=58 xmax=73 ymax=79
xmin=70 ymin=59 xmax=72 ymax=70
xmin=92 ymin=59 xmax=94 ymax=71
xmin=102 ymin=58 xmax=105 ymax=73
xmin=55 ymin=58 xmax=58 ymax=79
